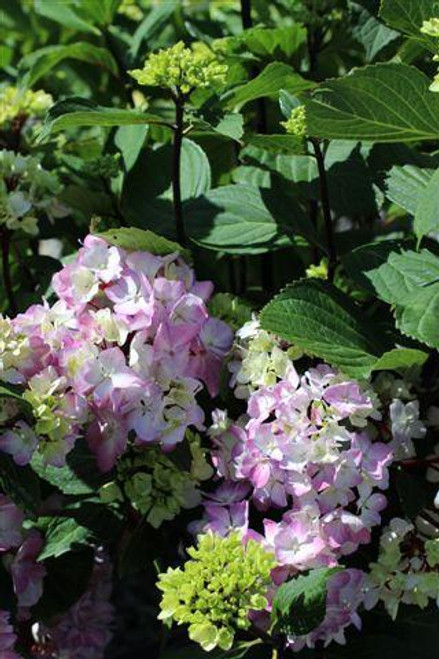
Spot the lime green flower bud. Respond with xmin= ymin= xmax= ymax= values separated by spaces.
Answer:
xmin=157 ymin=532 xmax=276 ymax=652
xmin=117 ymin=0 xmax=143 ymax=21
xmin=429 ymin=71 xmax=439 ymax=92
xmin=0 ymin=86 xmax=52 ymax=126
xmin=306 ymin=259 xmax=328 ymax=280
xmin=281 ymin=106 xmax=307 ymax=137
xmin=129 ymin=41 xmax=228 ymax=96
xmin=421 ymin=18 xmax=439 ymax=38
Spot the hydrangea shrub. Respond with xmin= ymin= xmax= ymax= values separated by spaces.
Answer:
xmin=1 ymin=1 xmax=439 ymax=658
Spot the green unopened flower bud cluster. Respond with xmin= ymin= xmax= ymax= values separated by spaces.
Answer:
xmin=102 ymin=436 xmax=212 ymax=528
xmin=157 ymin=532 xmax=276 ymax=651
xmin=0 ymin=86 xmax=52 ymax=126
xmin=365 ymin=519 xmax=439 ymax=620
xmin=281 ymin=105 xmax=307 ymax=137
xmin=421 ymin=19 xmax=439 ymax=92
xmin=0 ymin=150 xmax=63 ymax=236
xmin=129 ymin=41 xmax=228 ymax=95
xmin=117 ymin=0 xmax=143 ymax=21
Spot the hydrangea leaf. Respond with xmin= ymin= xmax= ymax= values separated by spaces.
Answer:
xmin=39 ymin=98 xmax=167 ymax=140
xmin=385 ymin=165 xmax=435 ymax=215
xmin=33 ymin=0 xmax=100 ymax=35
xmin=272 ymin=567 xmax=342 ymax=636
xmin=245 ymin=133 xmax=304 ymax=154
xmin=224 ymin=62 xmax=315 ymax=110
xmin=38 ymin=517 xmax=91 ymax=561
xmin=260 ymin=280 xmax=390 ymax=378
xmin=215 ymin=24 xmax=307 ymax=60
xmin=20 ymin=43 xmax=118 ymax=87
xmin=114 ymin=124 xmax=149 ymax=172
xmin=351 ymin=2 xmax=400 ymax=61
xmin=31 ymin=440 xmax=107 ymax=496
xmin=0 ymin=454 xmax=41 ymax=514
xmin=186 ymin=184 xmax=318 ymax=255
xmin=372 ymin=348 xmax=429 ymax=371
xmin=130 ymin=2 xmax=179 ymax=58
xmin=342 ymin=239 xmax=415 ymax=293
xmin=414 ymin=168 xmax=439 ymax=239
xmin=305 ymin=63 xmax=439 ymax=142
xmin=380 ymin=0 xmax=439 ymax=54
xmin=96 ymin=227 xmax=190 ymax=261
xmin=366 ymin=249 xmax=439 ymax=348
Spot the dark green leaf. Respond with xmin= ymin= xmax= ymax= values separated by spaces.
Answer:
xmin=96 ymin=227 xmax=190 ymax=261
xmin=215 ymin=25 xmax=307 ymax=60
xmin=0 ymin=454 xmax=41 ymax=513
xmin=39 ymin=98 xmax=167 ymax=140
xmin=114 ymin=124 xmax=149 ymax=171
xmin=20 ymin=43 xmax=118 ymax=87
xmin=385 ymin=165 xmax=435 ymax=214
xmin=130 ymin=2 xmax=179 ymax=58
xmin=305 ymin=63 xmax=439 ymax=142
xmin=367 ymin=249 xmax=439 ymax=347
xmin=373 ymin=348 xmax=429 ymax=371
xmin=38 ymin=518 xmax=91 ymax=561
xmin=31 ymin=440 xmax=107 ymax=496
xmin=186 ymin=184 xmax=316 ymax=255
xmin=380 ymin=0 xmax=439 ymax=53
xmin=260 ymin=280 xmax=391 ymax=377
xmin=34 ymin=0 xmax=100 ymax=34
xmin=245 ymin=133 xmax=304 ymax=154
xmin=272 ymin=568 xmax=342 ymax=636
xmin=342 ymin=240 xmax=414 ymax=293
xmin=224 ymin=62 xmax=315 ymax=110
xmin=414 ymin=168 xmax=439 ymax=239
xmin=352 ymin=2 xmax=400 ymax=61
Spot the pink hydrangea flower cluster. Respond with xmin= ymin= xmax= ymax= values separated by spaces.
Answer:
xmin=0 ymin=235 xmax=232 ymax=471
xmin=205 ymin=360 xmax=393 ymax=571
xmin=194 ymin=323 xmax=397 ymax=649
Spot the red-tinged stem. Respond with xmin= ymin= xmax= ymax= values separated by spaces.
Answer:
xmin=397 ymin=455 xmax=439 ymax=469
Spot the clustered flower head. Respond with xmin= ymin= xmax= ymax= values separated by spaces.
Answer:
xmin=157 ymin=531 xmax=276 ymax=652
xmin=364 ymin=518 xmax=439 ymax=619
xmin=0 ymin=150 xmax=65 ymax=235
xmin=103 ymin=433 xmax=213 ymax=528
xmin=281 ymin=106 xmax=307 ymax=137
xmin=177 ymin=318 xmax=435 ymax=650
xmin=117 ymin=0 xmax=143 ymax=21
xmin=0 ymin=234 xmax=232 ymax=470
xmin=204 ymin=321 xmax=392 ymax=575
xmin=0 ymin=86 xmax=52 ymax=126
xmin=129 ymin=41 xmax=228 ymax=95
